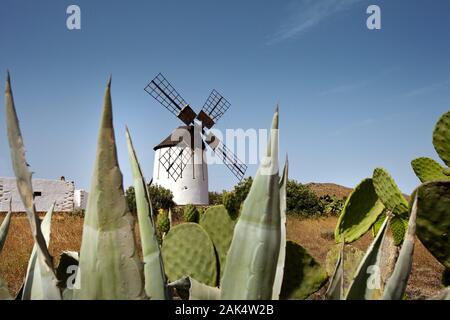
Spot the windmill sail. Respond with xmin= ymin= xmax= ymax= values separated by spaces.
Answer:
xmin=204 ymin=132 xmax=247 ymax=181
xmin=197 ymin=89 xmax=231 ymax=129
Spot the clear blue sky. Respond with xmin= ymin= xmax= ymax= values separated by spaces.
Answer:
xmin=1 ymin=0 xmax=449 ymax=194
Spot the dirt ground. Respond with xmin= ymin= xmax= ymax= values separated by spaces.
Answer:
xmin=0 ymin=213 xmax=445 ymax=299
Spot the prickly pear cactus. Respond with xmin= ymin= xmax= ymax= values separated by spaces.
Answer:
xmin=199 ymin=205 xmax=235 ymax=280
xmin=161 ymin=223 xmax=217 ymax=286
xmin=335 ymin=178 xmax=385 ymax=243
xmin=411 ymin=157 xmax=450 ymax=183
xmin=433 ymin=110 xmax=450 ymax=167
xmin=183 ymin=204 xmax=199 ymax=223
xmin=373 ymin=168 xmax=409 ymax=216
xmin=414 ymin=181 xmax=450 ymax=270
xmin=157 ymin=209 xmax=170 ymax=235
xmin=280 ymin=241 xmax=328 ymax=299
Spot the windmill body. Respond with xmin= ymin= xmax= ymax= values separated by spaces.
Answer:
xmin=152 ymin=126 xmax=209 ymax=205
xmin=145 ymin=73 xmax=247 ymax=206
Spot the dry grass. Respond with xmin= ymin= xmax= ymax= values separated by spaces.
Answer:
xmin=287 ymin=215 xmax=445 ymax=299
xmin=0 ymin=213 xmax=445 ymax=299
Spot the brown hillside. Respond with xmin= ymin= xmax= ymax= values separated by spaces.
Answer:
xmin=306 ymin=182 xmax=352 ymax=199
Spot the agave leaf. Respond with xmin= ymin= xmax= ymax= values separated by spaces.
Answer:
xmin=335 ymin=178 xmax=385 ymax=243
xmin=0 ymin=199 xmax=12 ymax=252
xmin=74 ymin=78 xmax=144 ymax=299
xmin=220 ymin=107 xmax=280 ymax=300
xmin=411 ymin=157 xmax=450 ymax=183
xmin=22 ymin=203 xmax=60 ymax=300
xmin=125 ymin=127 xmax=168 ymax=300
xmin=5 ymin=73 xmax=61 ymax=299
xmin=169 ymin=277 xmax=220 ymax=300
xmin=381 ymin=195 xmax=417 ymax=300
xmin=272 ymin=155 xmax=288 ymax=300
xmin=345 ymin=215 xmax=390 ymax=300
xmin=325 ymin=242 xmax=344 ymax=300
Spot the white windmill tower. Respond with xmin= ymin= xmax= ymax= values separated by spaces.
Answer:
xmin=145 ymin=73 xmax=247 ymax=205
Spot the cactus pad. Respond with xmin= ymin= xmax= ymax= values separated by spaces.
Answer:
xmin=199 ymin=205 xmax=236 ymax=280
xmin=373 ymin=168 xmax=409 ymax=216
xmin=414 ymin=181 xmax=450 ymax=269
xmin=433 ymin=110 xmax=450 ymax=167
xmin=389 ymin=215 xmax=407 ymax=246
xmin=161 ymin=223 xmax=217 ymax=286
xmin=335 ymin=178 xmax=385 ymax=243
xmin=280 ymin=241 xmax=328 ymax=299
xmin=411 ymin=157 xmax=450 ymax=183
xmin=156 ymin=210 xmax=170 ymax=235
xmin=183 ymin=204 xmax=199 ymax=223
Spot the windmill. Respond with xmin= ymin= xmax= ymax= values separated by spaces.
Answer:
xmin=145 ymin=73 xmax=247 ymax=205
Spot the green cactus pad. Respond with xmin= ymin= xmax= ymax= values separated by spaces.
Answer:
xmin=199 ymin=205 xmax=236 ymax=280
xmin=183 ymin=204 xmax=199 ymax=223
xmin=280 ymin=241 xmax=328 ymax=299
xmin=325 ymin=244 xmax=364 ymax=294
xmin=162 ymin=223 xmax=217 ymax=286
xmin=411 ymin=157 xmax=450 ymax=183
xmin=335 ymin=178 xmax=385 ymax=243
xmin=433 ymin=110 xmax=450 ymax=167
xmin=157 ymin=210 xmax=170 ymax=235
xmin=414 ymin=181 xmax=450 ymax=269
xmin=373 ymin=168 xmax=409 ymax=216
xmin=389 ymin=215 xmax=407 ymax=246
xmin=372 ymin=210 xmax=387 ymax=237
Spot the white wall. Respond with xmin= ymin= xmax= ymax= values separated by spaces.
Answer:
xmin=0 ymin=177 xmax=75 ymax=212
xmin=74 ymin=189 xmax=89 ymax=210
xmin=153 ymin=146 xmax=209 ymax=205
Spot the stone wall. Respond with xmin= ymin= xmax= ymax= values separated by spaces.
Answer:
xmin=0 ymin=177 xmax=75 ymax=212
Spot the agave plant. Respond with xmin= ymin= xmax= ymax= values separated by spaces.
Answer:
xmin=2 ymin=72 xmax=449 ymax=301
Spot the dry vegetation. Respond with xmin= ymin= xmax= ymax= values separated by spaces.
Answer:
xmin=0 ymin=212 xmax=444 ymax=299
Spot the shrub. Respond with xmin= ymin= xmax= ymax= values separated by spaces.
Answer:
xmin=209 ymin=191 xmax=223 ymax=205
xmin=183 ymin=204 xmax=199 ymax=223
xmin=286 ymin=180 xmax=323 ymax=217
xmin=234 ymin=177 xmax=253 ymax=205
xmin=222 ymin=191 xmax=239 ymax=219
xmin=319 ymin=195 xmax=345 ymax=216
xmin=147 ymin=184 xmax=175 ymax=211
xmin=125 ymin=186 xmax=137 ymax=214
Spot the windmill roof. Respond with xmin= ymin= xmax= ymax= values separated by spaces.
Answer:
xmin=154 ymin=126 xmax=206 ymax=151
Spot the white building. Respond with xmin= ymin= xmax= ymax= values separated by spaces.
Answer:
xmin=152 ymin=126 xmax=209 ymax=205
xmin=0 ymin=177 xmax=88 ymax=212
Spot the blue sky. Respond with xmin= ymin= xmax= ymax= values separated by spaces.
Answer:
xmin=1 ymin=0 xmax=449 ymax=194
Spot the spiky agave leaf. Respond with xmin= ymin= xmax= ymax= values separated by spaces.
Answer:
xmin=74 ymin=78 xmax=144 ymax=299
xmin=345 ymin=215 xmax=390 ymax=300
xmin=0 ymin=199 xmax=12 ymax=252
xmin=4 ymin=72 xmax=61 ymax=300
xmin=125 ymin=127 xmax=168 ymax=300
xmin=22 ymin=203 xmax=57 ymax=300
xmin=272 ymin=155 xmax=288 ymax=299
xmin=381 ymin=195 xmax=418 ymax=300
xmin=325 ymin=242 xmax=344 ymax=300
xmin=220 ymin=107 xmax=280 ymax=300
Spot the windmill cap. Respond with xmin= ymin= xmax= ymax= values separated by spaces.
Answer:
xmin=154 ymin=125 xmax=206 ymax=151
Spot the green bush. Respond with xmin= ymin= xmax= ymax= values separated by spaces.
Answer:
xmin=222 ymin=191 xmax=239 ymax=219
xmin=209 ymin=191 xmax=224 ymax=205
xmin=156 ymin=208 xmax=170 ymax=235
xmin=147 ymin=184 xmax=176 ymax=211
xmin=286 ymin=180 xmax=323 ymax=217
xmin=234 ymin=177 xmax=253 ymax=205
xmin=183 ymin=204 xmax=199 ymax=223
xmin=319 ymin=195 xmax=345 ymax=216
xmin=126 ymin=184 xmax=175 ymax=214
